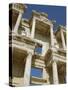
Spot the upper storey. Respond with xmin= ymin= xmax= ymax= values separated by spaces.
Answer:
xmin=18 ymin=10 xmax=53 ymax=43
xmin=17 ymin=10 xmax=54 ymax=56
xmin=55 ymin=25 xmax=66 ymax=51
xmin=9 ymin=4 xmax=66 ymax=56
xmin=9 ymin=3 xmax=27 ymax=31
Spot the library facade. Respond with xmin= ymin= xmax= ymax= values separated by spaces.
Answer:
xmin=9 ymin=4 xmax=66 ymax=86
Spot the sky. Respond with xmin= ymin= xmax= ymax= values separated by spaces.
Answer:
xmin=23 ymin=4 xmax=66 ymax=31
xmin=31 ymin=67 xmax=42 ymax=78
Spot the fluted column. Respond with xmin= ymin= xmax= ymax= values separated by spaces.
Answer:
xmin=31 ymin=17 xmax=36 ymax=38
xmin=52 ymin=61 xmax=59 ymax=84
xmin=24 ymin=52 xmax=32 ymax=86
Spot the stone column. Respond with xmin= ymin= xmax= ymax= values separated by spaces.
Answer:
xmin=50 ymin=25 xmax=54 ymax=48
xmin=60 ymin=30 xmax=66 ymax=49
xmin=52 ymin=60 xmax=59 ymax=84
xmin=13 ymin=12 xmax=22 ymax=33
xmin=43 ymin=68 xmax=47 ymax=79
xmin=24 ymin=52 xmax=32 ymax=86
xmin=42 ymin=68 xmax=50 ymax=84
xmin=31 ymin=17 xmax=36 ymax=38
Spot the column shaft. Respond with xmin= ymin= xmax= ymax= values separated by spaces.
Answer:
xmin=13 ymin=12 xmax=22 ymax=33
xmin=52 ymin=61 xmax=59 ymax=84
xmin=61 ymin=30 xmax=66 ymax=49
xmin=31 ymin=17 xmax=36 ymax=38
xmin=43 ymin=68 xmax=49 ymax=84
xmin=50 ymin=25 xmax=54 ymax=48
xmin=24 ymin=53 xmax=32 ymax=86
xmin=43 ymin=68 xmax=47 ymax=79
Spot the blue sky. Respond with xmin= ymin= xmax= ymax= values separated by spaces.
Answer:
xmin=23 ymin=4 xmax=66 ymax=31
xmin=31 ymin=67 xmax=42 ymax=78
